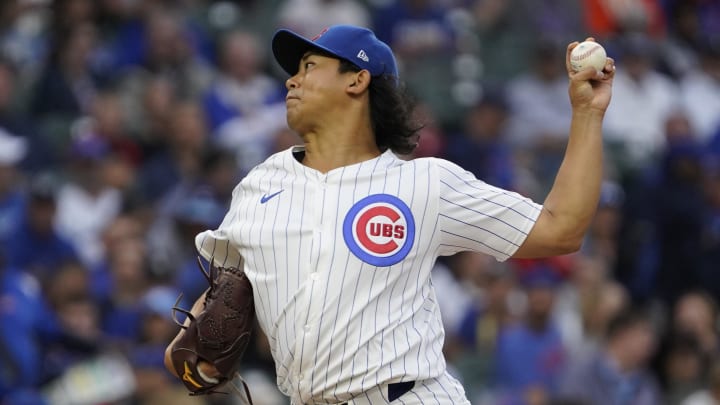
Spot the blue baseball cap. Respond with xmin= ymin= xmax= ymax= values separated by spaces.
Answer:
xmin=272 ymin=25 xmax=398 ymax=78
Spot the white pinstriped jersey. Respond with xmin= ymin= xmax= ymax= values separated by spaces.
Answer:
xmin=195 ymin=146 xmax=542 ymax=404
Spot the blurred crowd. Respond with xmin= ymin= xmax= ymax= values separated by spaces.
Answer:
xmin=0 ymin=0 xmax=719 ymax=404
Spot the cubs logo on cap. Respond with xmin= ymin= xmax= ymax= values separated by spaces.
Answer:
xmin=272 ymin=25 xmax=399 ymax=78
xmin=343 ymin=194 xmax=415 ymax=267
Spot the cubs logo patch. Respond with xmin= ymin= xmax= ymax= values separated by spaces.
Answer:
xmin=343 ymin=194 xmax=415 ymax=267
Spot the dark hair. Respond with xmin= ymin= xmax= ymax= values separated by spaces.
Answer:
xmin=337 ymin=59 xmax=421 ymax=155
xmin=605 ymin=308 xmax=652 ymax=340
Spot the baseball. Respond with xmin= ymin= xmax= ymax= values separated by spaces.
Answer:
xmin=570 ymin=41 xmax=607 ymax=73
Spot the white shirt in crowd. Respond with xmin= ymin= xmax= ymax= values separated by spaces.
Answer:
xmin=603 ymin=69 xmax=679 ymax=165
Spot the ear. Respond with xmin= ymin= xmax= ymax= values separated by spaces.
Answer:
xmin=346 ymin=69 xmax=371 ymax=95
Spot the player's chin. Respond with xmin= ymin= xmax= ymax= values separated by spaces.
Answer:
xmin=285 ymin=113 xmax=305 ymax=135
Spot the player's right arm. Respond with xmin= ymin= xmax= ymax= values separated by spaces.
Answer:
xmin=512 ymin=39 xmax=615 ymax=258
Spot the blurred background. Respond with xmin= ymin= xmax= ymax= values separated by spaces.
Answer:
xmin=0 ymin=0 xmax=719 ymax=404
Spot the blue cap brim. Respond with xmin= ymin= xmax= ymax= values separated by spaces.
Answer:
xmin=272 ymin=29 xmax=343 ymax=76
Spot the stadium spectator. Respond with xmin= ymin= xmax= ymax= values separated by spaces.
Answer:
xmin=144 ymin=149 xmax=235 ymax=280
xmin=0 ymin=253 xmax=52 ymax=404
xmin=616 ymin=111 xmax=708 ymax=303
xmin=128 ymin=285 xmax=205 ymax=404
xmin=506 ymin=39 xmax=572 ymax=148
xmin=506 ymin=39 xmax=572 ymax=195
xmin=113 ymin=7 xmax=214 ymax=155
xmin=469 ymin=0 xmax=535 ymax=81
xmin=96 ymin=237 xmax=149 ymax=343
xmin=203 ymin=30 xmax=287 ymax=174
xmin=582 ymin=0 xmax=666 ymax=39
xmin=54 ymin=135 xmax=123 ymax=268
xmin=659 ymin=2 xmax=707 ymax=79
xmin=372 ymin=0 xmax=458 ymax=119
xmin=49 ymin=0 xmax=96 ymax=37
xmin=372 ymin=0 xmax=454 ymax=63
xmin=30 ymin=22 xmax=105 ymax=130
xmin=0 ymin=57 xmax=55 ymax=171
xmin=444 ymin=91 xmax=516 ymax=191
xmin=90 ymin=214 xmax=143 ymax=306
xmin=137 ymin=100 xmax=209 ymax=205
xmin=116 ymin=7 xmax=213 ymax=99
xmin=603 ymin=32 xmax=680 ymax=168
xmin=682 ymin=359 xmax=720 ymax=405
xmin=0 ymin=252 xmax=96 ymax=404
xmin=558 ymin=308 xmax=662 ymax=405
xmin=277 ymin=0 xmax=370 ymax=40
xmin=493 ymin=262 xmax=567 ymax=405
xmin=439 ymin=253 xmax=499 ymax=340
xmin=679 ymin=39 xmax=720 ymax=142
xmin=40 ymin=261 xmax=103 ymax=384
xmin=672 ymin=291 xmax=720 ymax=361
xmin=146 ymin=187 xmax=225 ymax=289
xmin=0 ymin=130 xmax=27 ymax=243
xmin=655 ymin=332 xmax=708 ymax=405
xmin=5 ymin=173 xmax=78 ymax=279
xmin=0 ymin=0 xmax=50 ymax=76
xmin=553 ymin=255 xmax=630 ymax=362
xmin=80 ymin=89 xmax=142 ymax=166
xmin=452 ymin=254 xmax=517 ymax=402
xmin=130 ymin=75 xmax=177 ymax=160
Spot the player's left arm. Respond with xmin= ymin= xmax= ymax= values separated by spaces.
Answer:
xmin=512 ymin=38 xmax=615 ymax=258
xmin=164 ymin=290 xmax=208 ymax=378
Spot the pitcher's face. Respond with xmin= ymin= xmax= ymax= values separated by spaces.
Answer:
xmin=285 ymin=53 xmax=350 ymax=134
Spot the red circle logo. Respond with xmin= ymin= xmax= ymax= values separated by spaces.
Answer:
xmin=353 ymin=204 xmax=407 ymax=257
xmin=343 ymin=194 xmax=415 ymax=267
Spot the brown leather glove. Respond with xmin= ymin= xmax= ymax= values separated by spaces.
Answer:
xmin=168 ymin=257 xmax=255 ymax=399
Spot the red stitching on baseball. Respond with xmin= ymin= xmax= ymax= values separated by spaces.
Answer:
xmin=571 ymin=44 xmax=601 ymax=61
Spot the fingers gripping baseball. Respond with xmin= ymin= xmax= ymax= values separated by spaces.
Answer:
xmin=566 ymin=38 xmax=615 ymax=113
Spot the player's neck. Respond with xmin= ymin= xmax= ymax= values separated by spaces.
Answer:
xmin=300 ymin=128 xmax=381 ymax=173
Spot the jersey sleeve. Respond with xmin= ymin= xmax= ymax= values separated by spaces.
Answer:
xmin=435 ymin=159 xmax=542 ymax=261
xmin=194 ymin=186 xmax=245 ymax=269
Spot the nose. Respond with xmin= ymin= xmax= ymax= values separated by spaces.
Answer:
xmin=285 ymin=74 xmax=299 ymax=90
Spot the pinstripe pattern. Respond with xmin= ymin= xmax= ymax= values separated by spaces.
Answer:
xmin=195 ymin=147 xmax=541 ymax=404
